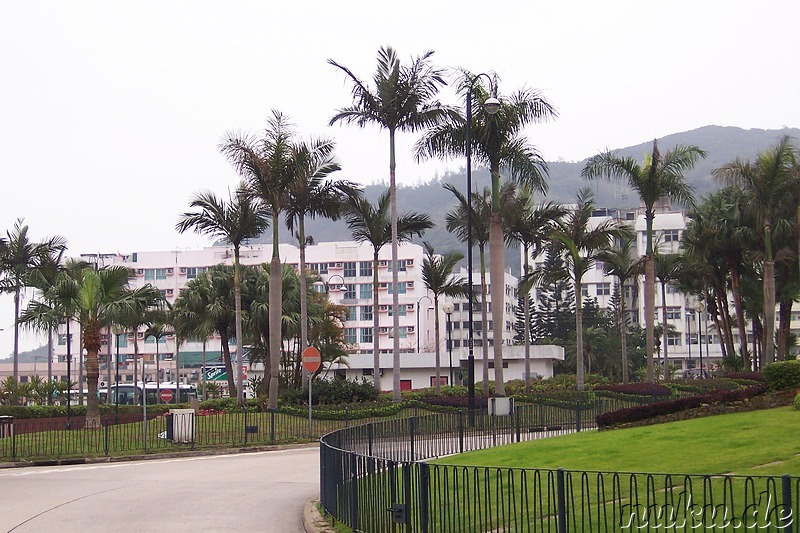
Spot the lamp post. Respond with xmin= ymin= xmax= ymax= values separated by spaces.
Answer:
xmin=696 ymin=302 xmax=704 ymax=378
xmin=416 ymin=295 xmax=432 ymax=353
xmin=442 ymin=302 xmax=455 ymax=386
xmin=66 ymin=321 xmax=72 ymax=430
xmin=465 ymin=72 xmax=501 ymax=413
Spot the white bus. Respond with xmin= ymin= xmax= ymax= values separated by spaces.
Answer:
xmin=99 ymin=382 xmax=197 ymax=405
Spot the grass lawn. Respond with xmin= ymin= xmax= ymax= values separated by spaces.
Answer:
xmin=433 ymin=407 xmax=800 ymax=476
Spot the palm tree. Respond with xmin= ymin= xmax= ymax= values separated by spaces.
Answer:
xmin=417 ymin=71 xmax=556 ymax=396
xmin=596 ymin=237 xmax=643 ymax=383
xmin=30 ymin=266 xmax=163 ymax=426
xmin=329 ymin=46 xmax=451 ymax=402
xmin=343 ymin=190 xmax=433 ymax=393
xmin=582 ymin=140 xmax=705 ymax=382
xmin=527 ymin=188 xmax=633 ymax=390
xmin=712 ymin=136 xmax=797 ymax=365
xmin=420 ymin=242 xmax=466 ymax=394
xmin=283 ymin=137 xmax=351 ymax=366
xmin=176 ymin=181 xmax=270 ymax=403
xmin=172 ymin=273 xmax=216 ymax=400
xmin=1 ymin=219 xmax=66 ymax=382
xmin=506 ymin=187 xmax=566 ymax=393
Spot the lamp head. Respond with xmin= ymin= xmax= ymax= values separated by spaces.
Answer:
xmin=442 ymin=302 xmax=455 ymax=314
xmin=483 ymin=97 xmax=501 ymax=115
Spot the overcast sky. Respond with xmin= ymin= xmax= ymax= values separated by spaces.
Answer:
xmin=2 ymin=0 xmax=798 ymax=357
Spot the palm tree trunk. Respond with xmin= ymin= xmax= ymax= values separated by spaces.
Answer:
xmin=201 ymin=340 xmax=207 ymax=401
xmin=233 ymin=246 xmax=244 ymax=404
xmin=764 ymin=260 xmax=776 ymax=365
xmin=174 ymin=340 xmax=180 ymax=404
xmin=523 ymin=244 xmax=531 ymax=394
xmin=267 ymin=254 xmax=282 ymax=410
xmin=78 ymin=329 xmax=84 ymax=406
xmin=576 ymin=280 xmax=585 ymax=391
xmin=489 ymin=212 xmax=506 ymax=396
xmin=220 ymin=332 xmax=236 ymax=397
xmin=389 ymin=129 xmax=401 ymax=403
xmin=84 ymin=330 xmax=101 ymax=427
xmin=372 ymin=252 xmax=381 ymax=391
xmin=777 ymin=300 xmax=791 ymax=361
xmin=729 ymin=267 xmax=750 ymax=368
xmin=644 ymin=256 xmax=655 ymax=382
xmin=434 ymin=294 xmax=441 ymax=395
xmin=479 ymin=246 xmax=490 ymax=396
xmin=133 ymin=334 xmax=139 ymax=403
xmin=106 ymin=330 xmax=112 ymax=404
xmin=13 ymin=284 xmax=20 ymax=383
xmin=47 ymin=328 xmax=54 ymax=405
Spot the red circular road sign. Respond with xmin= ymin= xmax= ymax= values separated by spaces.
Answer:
xmin=302 ymin=346 xmax=321 ymax=373
xmin=160 ymin=388 xmax=173 ymax=402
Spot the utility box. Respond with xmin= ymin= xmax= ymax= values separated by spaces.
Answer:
xmin=488 ymin=397 xmax=514 ymax=416
xmin=168 ymin=408 xmax=195 ymax=443
xmin=0 ymin=416 xmax=13 ymax=438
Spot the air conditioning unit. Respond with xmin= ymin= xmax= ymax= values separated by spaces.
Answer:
xmin=179 ymin=267 xmax=187 ymax=274
xmin=379 ymin=327 xmax=389 ymax=334
xmin=378 ymin=305 xmax=389 ymax=312
xmin=331 ymin=262 xmax=343 ymax=269
xmin=127 ymin=333 xmax=135 ymax=340
xmin=379 ymin=260 xmax=389 ymax=267
xmin=165 ymin=289 xmax=174 ymax=296
xmin=405 ymin=259 xmax=414 ymax=267
xmin=407 ymin=326 xmax=415 ymax=333
xmin=136 ymin=269 xmax=145 ymax=276
xmin=166 ymin=268 xmax=173 ymax=275
xmin=379 ymin=282 xmax=388 ymax=289
xmin=406 ymin=281 xmax=415 ymax=288
xmin=406 ymin=304 xmax=414 ymax=311
xmin=99 ymin=380 xmax=107 ymax=388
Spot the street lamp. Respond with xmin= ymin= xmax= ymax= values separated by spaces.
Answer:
xmin=442 ymin=302 xmax=455 ymax=386
xmin=416 ymin=295 xmax=433 ymax=353
xmin=686 ymin=310 xmax=693 ymax=369
xmin=313 ymin=274 xmax=345 ymax=294
xmin=466 ymin=72 xmax=501 ymax=413
xmin=696 ymin=301 xmax=704 ymax=378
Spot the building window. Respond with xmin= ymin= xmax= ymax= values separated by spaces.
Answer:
xmin=115 ymin=334 xmax=128 ymax=348
xmin=595 ymin=261 xmax=605 ymax=270
xmin=344 ymin=306 xmax=357 ymax=321
xmin=581 ymin=286 xmax=589 ymax=298
xmin=453 ymin=303 xmax=460 ymax=311
xmin=359 ymin=283 xmax=372 ymax=299
xmin=666 ymin=283 xmax=681 ymax=294
xmin=667 ymin=333 xmax=682 ymax=346
xmin=309 ymin=262 xmax=328 ymax=275
xmin=343 ymin=262 xmax=357 ymax=278
xmin=388 ymin=260 xmax=406 ymax=272
xmin=360 ymin=327 xmax=373 ymax=344
xmin=359 ymin=261 xmax=372 ymax=277
xmin=58 ymin=334 xmax=67 ymax=346
xmin=145 ymin=336 xmax=167 ymax=344
xmin=452 ymin=321 xmax=460 ymax=329
xmin=344 ymin=328 xmax=358 ymax=344
xmin=388 ymin=305 xmax=407 ymax=317
xmin=144 ymin=268 xmax=168 ymax=281
xmin=398 ymin=327 xmax=408 ymax=338
xmin=343 ymin=284 xmax=357 ymax=299
xmin=387 ymin=283 xmax=407 ymax=294
xmin=596 ymin=283 xmax=611 ymax=296
xmin=666 ymin=306 xmax=682 ymax=320
xmin=361 ymin=305 xmax=373 ymax=321
xmin=663 ymin=229 xmax=680 ymax=242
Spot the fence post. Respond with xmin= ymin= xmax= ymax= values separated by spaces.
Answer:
xmin=419 ymin=462 xmax=430 ymax=533
xmin=345 ymin=405 xmax=350 ymax=429
xmin=557 ymin=468 xmax=567 ymax=533
xmin=515 ymin=408 xmax=521 ymax=443
xmin=458 ymin=411 xmax=464 ymax=454
xmin=104 ymin=422 xmax=109 ymax=456
xmin=782 ymin=475 xmax=793 ymax=533
xmin=367 ymin=423 xmax=373 ymax=457
xmin=575 ymin=404 xmax=582 ymax=432
xmin=350 ymin=453 xmax=359 ymax=532
xmin=403 ymin=462 xmax=413 ymax=532
xmin=410 ymin=417 xmax=416 ymax=461
xmin=270 ymin=409 xmax=275 ymax=445
xmin=244 ymin=409 xmax=248 ymax=445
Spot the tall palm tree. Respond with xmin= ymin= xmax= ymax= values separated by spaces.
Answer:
xmin=420 ymin=242 xmax=466 ymax=394
xmin=506 ymin=187 xmax=566 ymax=393
xmin=527 ymin=188 xmax=633 ymax=390
xmin=329 ymin=46 xmax=451 ymax=402
xmin=582 ymin=140 xmax=705 ymax=382
xmin=176 ymin=181 xmax=270 ymax=403
xmin=712 ymin=136 xmax=797 ymax=365
xmin=417 ymin=71 xmax=556 ymax=396
xmin=1 ymin=219 xmax=66 ymax=382
xmin=596 ymin=237 xmax=643 ymax=383
xmin=343 ymin=190 xmax=433 ymax=392
xmin=220 ymin=110 xmax=296 ymax=410
xmin=283 ymin=137 xmax=351 ymax=365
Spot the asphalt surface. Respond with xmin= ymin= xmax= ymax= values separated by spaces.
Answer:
xmin=0 ymin=446 xmax=320 ymax=533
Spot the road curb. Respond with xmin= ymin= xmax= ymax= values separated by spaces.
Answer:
xmin=304 ymin=497 xmax=338 ymax=533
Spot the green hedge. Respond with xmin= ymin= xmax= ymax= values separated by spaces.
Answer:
xmin=764 ymin=361 xmax=800 ymax=391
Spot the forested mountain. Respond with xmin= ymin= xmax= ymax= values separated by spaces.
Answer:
xmin=253 ymin=126 xmax=800 ymax=275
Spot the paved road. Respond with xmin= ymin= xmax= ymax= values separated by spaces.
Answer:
xmin=0 ymin=446 xmax=320 ymax=533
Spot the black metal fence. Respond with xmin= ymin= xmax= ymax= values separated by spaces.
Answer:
xmin=320 ymin=404 xmax=800 ymax=532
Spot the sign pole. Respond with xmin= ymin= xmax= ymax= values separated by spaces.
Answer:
xmin=308 ymin=370 xmax=312 ymax=437
xmin=301 ymin=346 xmax=321 ymax=439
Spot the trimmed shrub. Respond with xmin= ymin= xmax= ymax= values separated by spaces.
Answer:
xmin=596 ymin=382 xmax=768 ymax=428
xmin=764 ymin=361 xmax=800 ymax=391
xmin=594 ymin=383 xmax=672 ymax=397
xmin=723 ymin=371 xmax=766 ymax=382
xmin=795 ymin=393 xmax=800 ymax=411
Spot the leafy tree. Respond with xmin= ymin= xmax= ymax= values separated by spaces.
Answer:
xmin=176 ymin=181 xmax=270 ymax=403
xmin=583 ymin=140 xmax=705 ymax=382
xmin=329 ymin=45 xmax=451 ymax=402
xmin=417 ymin=70 xmax=556 ymax=395
xmin=530 ymin=251 xmax=575 ymax=346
